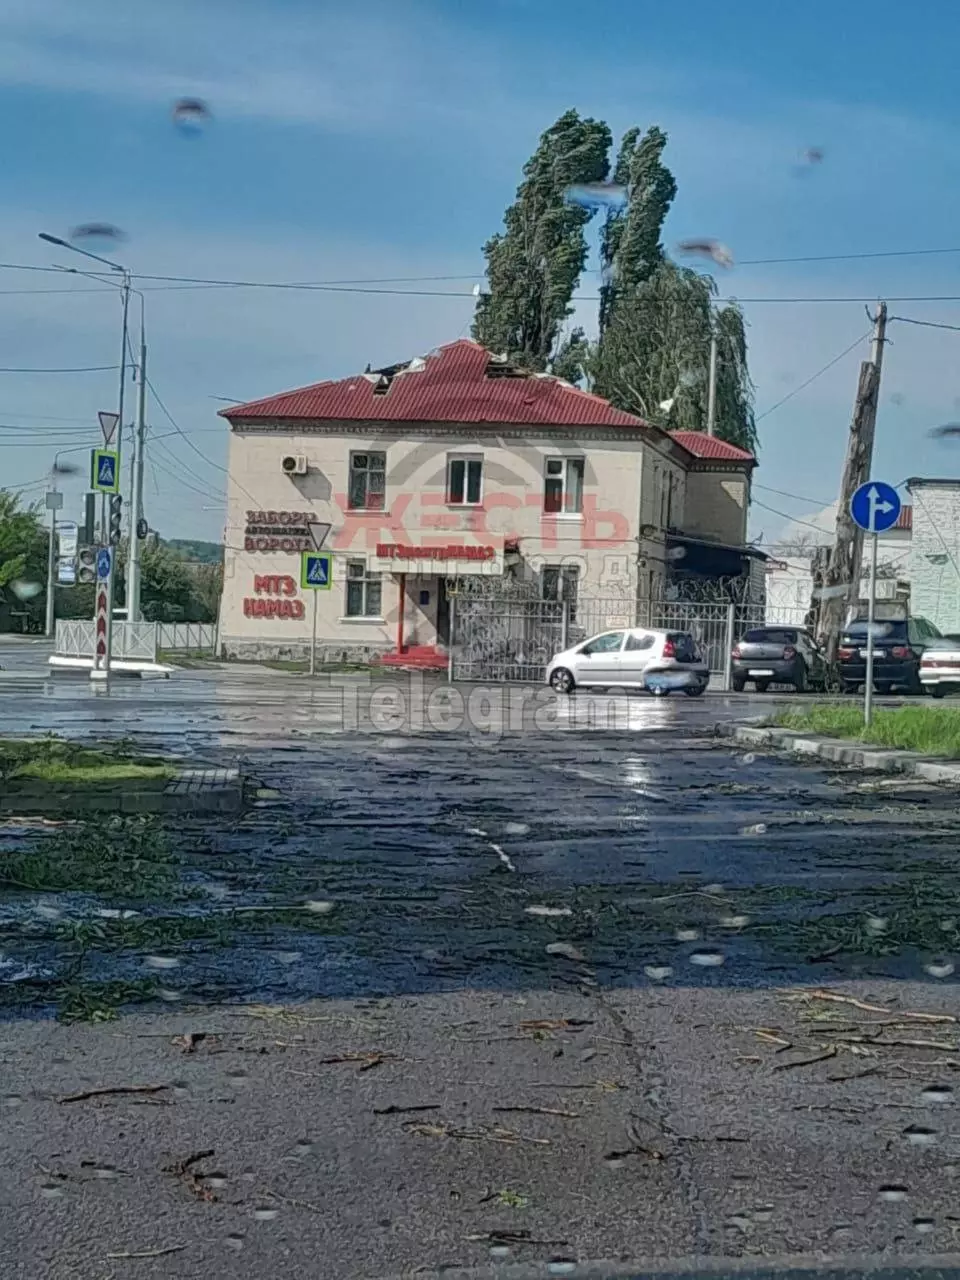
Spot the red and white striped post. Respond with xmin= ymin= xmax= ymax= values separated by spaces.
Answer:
xmin=91 ymin=547 xmax=114 ymax=682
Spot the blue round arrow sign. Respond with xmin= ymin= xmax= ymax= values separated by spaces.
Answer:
xmin=850 ymin=480 xmax=901 ymax=534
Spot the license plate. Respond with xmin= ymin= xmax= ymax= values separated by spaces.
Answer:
xmin=859 ymin=649 xmax=871 ymax=659
xmin=748 ymin=669 xmax=774 ymax=677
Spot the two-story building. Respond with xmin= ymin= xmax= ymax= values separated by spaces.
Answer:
xmin=217 ymin=339 xmax=758 ymax=663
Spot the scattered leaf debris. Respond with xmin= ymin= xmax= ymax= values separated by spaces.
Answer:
xmin=403 ymin=1122 xmax=550 ymax=1146
xmin=162 ymin=1149 xmax=218 ymax=1202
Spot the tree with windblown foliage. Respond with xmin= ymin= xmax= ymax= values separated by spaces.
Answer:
xmin=598 ymin=126 xmax=676 ymax=333
xmin=472 ymin=109 xmax=611 ymax=370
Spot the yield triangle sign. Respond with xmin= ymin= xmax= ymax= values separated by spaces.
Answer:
xmin=307 ymin=520 xmax=331 ymax=551
xmin=98 ymin=411 xmax=120 ymax=446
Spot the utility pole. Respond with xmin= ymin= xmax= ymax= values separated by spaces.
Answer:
xmin=44 ymin=483 xmax=58 ymax=638
xmin=706 ymin=330 xmax=718 ymax=437
xmin=819 ymin=302 xmax=888 ymax=658
xmin=127 ymin=327 xmax=147 ymax=622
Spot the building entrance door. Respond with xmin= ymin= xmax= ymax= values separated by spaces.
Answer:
xmin=436 ymin=578 xmax=451 ymax=646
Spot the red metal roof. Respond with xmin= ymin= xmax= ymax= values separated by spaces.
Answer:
xmin=670 ymin=431 xmax=756 ymax=463
xmin=221 ymin=339 xmax=655 ymax=431
xmin=894 ymin=504 xmax=913 ymax=531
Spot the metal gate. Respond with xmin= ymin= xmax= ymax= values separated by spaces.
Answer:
xmin=451 ymin=594 xmax=564 ymax=682
xmin=449 ymin=583 xmax=772 ymax=684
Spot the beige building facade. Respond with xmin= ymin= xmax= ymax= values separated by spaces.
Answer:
xmin=218 ymin=341 xmax=757 ymax=662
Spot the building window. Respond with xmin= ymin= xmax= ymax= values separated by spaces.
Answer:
xmin=544 ymin=457 xmax=584 ymax=515
xmin=348 ymin=451 xmax=386 ymax=510
xmin=345 ymin=560 xmax=382 ymax=617
xmin=447 ymin=455 xmax=483 ymax=505
xmin=541 ymin=564 xmax=580 ymax=622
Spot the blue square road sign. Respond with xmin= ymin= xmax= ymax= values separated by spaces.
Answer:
xmin=301 ymin=552 xmax=332 ymax=590
xmin=91 ymin=448 xmax=119 ymax=494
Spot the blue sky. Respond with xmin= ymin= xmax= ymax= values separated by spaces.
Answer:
xmin=3 ymin=0 xmax=960 ymax=545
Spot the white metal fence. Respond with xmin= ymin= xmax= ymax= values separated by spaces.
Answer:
xmin=55 ymin=620 xmax=158 ymax=662
xmin=156 ymin=622 xmax=217 ymax=653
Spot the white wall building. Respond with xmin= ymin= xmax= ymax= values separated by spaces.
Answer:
xmin=907 ymin=478 xmax=960 ymax=633
xmin=217 ymin=339 xmax=759 ymax=663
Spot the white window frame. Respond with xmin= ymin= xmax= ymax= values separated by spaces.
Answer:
xmin=446 ymin=454 xmax=483 ymax=506
xmin=540 ymin=563 xmax=580 ymax=622
xmin=543 ymin=456 xmax=585 ymax=517
xmin=343 ymin=559 xmax=383 ymax=620
xmin=347 ymin=450 xmax=386 ymax=511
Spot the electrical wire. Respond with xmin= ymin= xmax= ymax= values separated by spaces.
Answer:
xmin=754 ymin=482 xmax=832 ymax=506
xmin=890 ymin=315 xmax=960 ymax=334
xmin=0 ymin=363 xmax=120 ymax=374
xmin=149 ymin=448 xmax=225 ymax=501
xmin=755 ymin=330 xmax=872 ymax=422
xmin=751 ymin=498 xmax=830 ymax=533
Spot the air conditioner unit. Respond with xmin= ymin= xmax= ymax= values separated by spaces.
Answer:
xmin=281 ymin=454 xmax=307 ymax=476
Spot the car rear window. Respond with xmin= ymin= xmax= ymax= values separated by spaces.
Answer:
xmin=842 ymin=620 xmax=907 ymax=642
xmin=743 ymin=629 xmax=797 ymax=644
xmin=666 ymin=632 xmax=697 ymax=660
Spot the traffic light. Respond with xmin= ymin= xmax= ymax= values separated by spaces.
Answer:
xmin=109 ymin=494 xmax=123 ymax=546
xmin=82 ymin=492 xmax=96 ymax=546
xmin=78 ymin=547 xmax=96 ymax=585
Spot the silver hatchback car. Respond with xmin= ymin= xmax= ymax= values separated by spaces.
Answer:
xmin=545 ymin=627 xmax=710 ymax=696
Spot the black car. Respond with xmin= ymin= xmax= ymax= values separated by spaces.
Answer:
xmin=838 ymin=615 xmax=941 ymax=694
xmin=731 ymin=626 xmax=828 ymax=693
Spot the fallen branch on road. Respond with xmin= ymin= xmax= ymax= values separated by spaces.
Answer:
xmin=403 ymin=1122 xmax=550 ymax=1146
xmin=772 ymin=1046 xmax=838 ymax=1071
xmin=492 ymin=1105 xmax=580 ymax=1118
xmin=57 ymin=1084 xmax=171 ymax=1104
xmin=105 ymin=1245 xmax=186 ymax=1261
xmin=784 ymin=988 xmax=957 ymax=1023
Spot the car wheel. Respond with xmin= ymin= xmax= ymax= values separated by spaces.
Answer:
xmin=931 ymin=686 xmax=946 ymax=699
xmin=549 ymin=667 xmax=575 ymax=694
xmin=683 ymin=684 xmax=705 ymax=698
xmin=755 ymin=680 xmax=771 ymax=693
xmin=875 ymin=681 xmax=893 ymax=696
xmin=732 ymin=677 xmax=746 ymax=693
xmin=793 ymin=662 xmax=807 ymax=694
xmin=651 ymin=685 xmax=670 ymax=698
xmin=842 ymin=681 xmax=859 ymax=695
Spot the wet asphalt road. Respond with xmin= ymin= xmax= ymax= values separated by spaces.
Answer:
xmin=5 ymin=645 xmax=960 ymax=1275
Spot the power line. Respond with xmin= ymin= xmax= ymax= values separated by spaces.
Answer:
xmin=755 ymin=330 xmax=872 ymax=422
xmin=0 ymin=363 xmax=119 ymax=374
xmin=754 ymin=482 xmax=832 ymax=507
xmin=752 ymin=498 xmax=830 ymax=533
xmin=149 ymin=450 xmax=225 ymax=502
xmin=890 ymin=314 xmax=960 ymax=333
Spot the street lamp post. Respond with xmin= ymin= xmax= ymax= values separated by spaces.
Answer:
xmin=39 ymin=234 xmax=132 ymax=544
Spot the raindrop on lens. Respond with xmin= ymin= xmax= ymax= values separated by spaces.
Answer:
xmin=144 ymin=955 xmax=180 ymax=970
xmin=40 ymin=1183 xmax=65 ymax=1199
xmin=925 ymin=960 xmax=955 ymax=979
xmin=878 ymin=1184 xmax=909 ymax=1202
xmin=914 ymin=1217 xmax=936 ymax=1234
xmin=70 ymin=223 xmax=126 ymax=252
xmin=903 ymin=1125 xmax=937 ymax=1147
xmin=866 ymin=916 xmax=888 ymax=935
xmin=675 ymin=928 xmax=700 ymax=942
xmin=225 ymin=1233 xmax=245 ymax=1251
xmin=644 ymin=964 xmax=673 ymax=981
xmin=172 ymin=97 xmax=212 ymax=135
xmin=921 ymin=1084 xmax=953 ymax=1103
xmin=505 ymin=822 xmax=529 ymax=835
xmin=304 ymin=900 xmax=335 ymax=915
xmin=720 ymin=915 xmax=749 ymax=929
xmin=253 ymin=1205 xmax=279 ymax=1221
xmin=689 ymin=948 xmax=725 ymax=967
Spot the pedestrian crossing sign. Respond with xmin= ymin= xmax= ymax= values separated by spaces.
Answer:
xmin=301 ymin=551 xmax=332 ymax=590
xmin=91 ymin=447 xmax=119 ymax=493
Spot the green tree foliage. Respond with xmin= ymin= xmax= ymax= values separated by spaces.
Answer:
xmin=140 ymin=542 xmax=211 ymax=623
xmin=550 ymin=326 xmax=591 ymax=386
xmin=593 ymin=262 xmax=715 ymax=423
xmin=164 ymin=538 xmax=223 ymax=565
xmin=474 ymin=115 xmax=758 ymax=454
xmin=0 ymin=493 xmax=48 ymax=630
xmin=599 ymin=126 xmax=676 ymax=334
xmin=472 ymin=109 xmax=611 ymax=370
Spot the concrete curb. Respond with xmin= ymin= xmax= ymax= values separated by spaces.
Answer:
xmin=715 ymin=720 xmax=960 ymax=785
xmin=0 ymin=767 xmax=244 ymax=816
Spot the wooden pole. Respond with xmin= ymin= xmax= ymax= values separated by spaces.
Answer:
xmin=818 ymin=303 xmax=887 ymax=661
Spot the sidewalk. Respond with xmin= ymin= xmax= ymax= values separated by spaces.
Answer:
xmin=716 ymin=721 xmax=960 ymax=785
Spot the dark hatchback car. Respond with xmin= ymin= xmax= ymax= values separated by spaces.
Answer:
xmin=838 ymin=615 xmax=941 ymax=694
xmin=731 ymin=626 xmax=828 ymax=692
